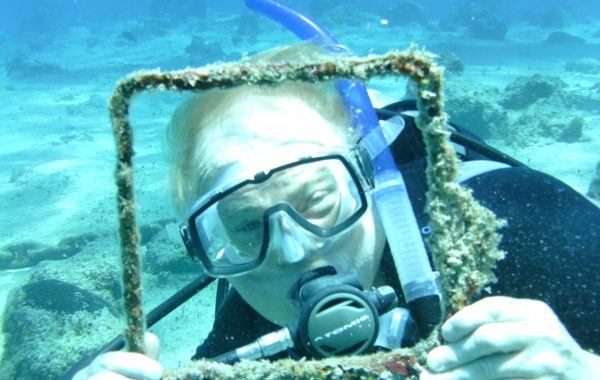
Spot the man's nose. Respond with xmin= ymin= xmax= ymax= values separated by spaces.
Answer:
xmin=276 ymin=217 xmax=308 ymax=265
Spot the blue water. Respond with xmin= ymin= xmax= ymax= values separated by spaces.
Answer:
xmin=0 ymin=1 xmax=599 ymax=379
xmin=2 ymin=1 xmax=599 ymax=31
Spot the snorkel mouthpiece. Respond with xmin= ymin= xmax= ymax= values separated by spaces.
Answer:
xmin=245 ymin=0 xmax=442 ymax=338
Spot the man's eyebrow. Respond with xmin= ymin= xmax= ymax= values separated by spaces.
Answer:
xmin=296 ymin=165 xmax=334 ymax=184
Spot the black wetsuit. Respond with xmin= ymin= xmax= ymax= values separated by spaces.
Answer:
xmin=193 ymin=112 xmax=600 ymax=360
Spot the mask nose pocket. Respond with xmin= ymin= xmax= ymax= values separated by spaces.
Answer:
xmin=280 ymin=230 xmax=306 ymax=264
xmin=269 ymin=212 xmax=307 ymax=265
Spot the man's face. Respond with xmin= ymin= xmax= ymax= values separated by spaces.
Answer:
xmin=200 ymin=95 xmax=385 ymax=325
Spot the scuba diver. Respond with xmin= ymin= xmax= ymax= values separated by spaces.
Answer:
xmin=73 ymin=1 xmax=600 ymax=379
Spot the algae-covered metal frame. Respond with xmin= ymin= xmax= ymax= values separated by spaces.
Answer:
xmin=108 ymin=48 xmax=505 ymax=379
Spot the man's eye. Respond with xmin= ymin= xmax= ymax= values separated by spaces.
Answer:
xmin=307 ymin=192 xmax=326 ymax=207
xmin=304 ymin=191 xmax=337 ymax=216
xmin=236 ymin=220 xmax=262 ymax=234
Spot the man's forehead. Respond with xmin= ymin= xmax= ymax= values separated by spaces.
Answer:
xmin=224 ymin=95 xmax=345 ymax=144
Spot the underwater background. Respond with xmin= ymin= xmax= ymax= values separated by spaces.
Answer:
xmin=0 ymin=0 xmax=599 ymax=378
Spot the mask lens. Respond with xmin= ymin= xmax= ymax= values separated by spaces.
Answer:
xmin=187 ymin=156 xmax=366 ymax=275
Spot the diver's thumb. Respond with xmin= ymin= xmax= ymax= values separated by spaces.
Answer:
xmin=144 ymin=332 xmax=160 ymax=361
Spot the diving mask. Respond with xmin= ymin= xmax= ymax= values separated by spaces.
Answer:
xmin=180 ymin=153 xmax=371 ymax=276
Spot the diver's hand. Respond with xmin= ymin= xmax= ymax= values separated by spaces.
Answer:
xmin=72 ymin=332 xmax=163 ymax=380
xmin=421 ymin=296 xmax=600 ymax=380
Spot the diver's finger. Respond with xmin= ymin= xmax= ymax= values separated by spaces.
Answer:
xmin=441 ymin=297 xmax=546 ymax=343
xmin=427 ymin=321 xmax=531 ymax=372
xmin=144 ymin=332 xmax=160 ymax=361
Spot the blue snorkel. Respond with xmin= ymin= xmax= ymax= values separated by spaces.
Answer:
xmin=245 ymin=0 xmax=442 ymax=339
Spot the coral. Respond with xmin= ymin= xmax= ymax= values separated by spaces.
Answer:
xmin=444 ymin=78 xmax=509 ymax=139
xmin=557 ymin=116 xmax=584 ymax=143
xmin=108 ymin=47 xmax=506 ymax=377
xmin=441 ymin=73 xmax=597 ymax=146
xmin=500 ymin=74 xmax=566 ymax=110
xmin=511 ymin=103 xmax=585 ymax=145
xmin=436 ymin=52 xmax=464 ymax=76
